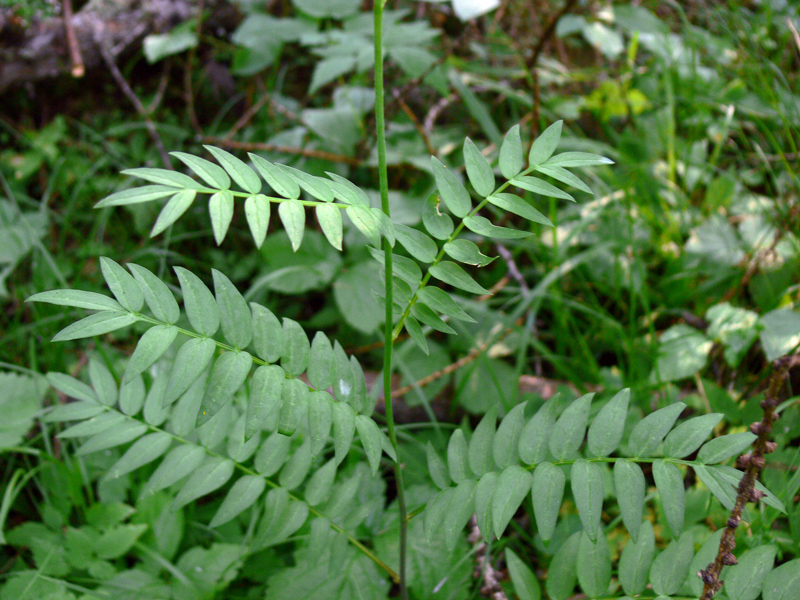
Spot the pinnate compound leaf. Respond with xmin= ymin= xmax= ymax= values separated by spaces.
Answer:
xmin=628 ymin=402 xmax=686 ymax=457
xmin=469 ymin=405 xmax=498 ymax=477
xmin=144 ymin=444 xmax=206 ymax=495
xmin=614 ymin=459 xmax=645 ymax=541
xmin=511 ymin=176 xmax=574 ymax=202
xmin=151 ymin=189 xmax=197 ymax=236
xmin=429 ymin=261 xmax=490 ymax=295
xmin=618 ymin=519 xmax=655 ymax=596
xmin=544 ymin=152 xmax=613 ymax=168
xmin=251 ymin=303 xmax=284 ymax=363
xmin=346 ymin=204 xmax=381 ymax=247
xmin=443 ymin=239 xmax=495 ymax=267
xmin=209 ymin=475 xmax=266 ymax=527
xmin=463 ymin=138 xmax=495 ymax=197
xmin=355 ymin=415 xmax=383 ymax=476
xmin=172 ymin=456 xmax=235 ymax=510
xmin=546 ymin=531 xmax=580 ymax=600
xmin=197 ymin=351 xmax=253 ymax=426
xmin=171 ymin=151 xmax=231 ymax=189
xmin=487 ymin=193 xmax=553 ymax=227
xmin=577 ymin=531 xmax=611 ymax=598
xmin=431 ymin=157 xmax=471 ymax=218
xmin=417 ymin=287 xmax=476 ymax=323
xmin=698 ymin=432 xmax=757 ymax=464
xmin=213 ymin=269 xmax=253 ymax=349
xmin=316 ymin=203 xmax=343 ymax=250
xmin=281 ymin=318 xmax=310 ymax=376
xmin=209 ymin=190 xmax=235 ymax=245
xmin=332 ymin=400 xmax=356 ymax=465
xmin=422 ymin=193 xmax=454 ymax=240
xmin=100 ymin=257 xmax=144 ymax=312
xmin=204 ymin=145 xmax=261 ymax=194
xmin=103 ymin=432 xmax=172 ymax=481
xmin=464 ymin=215 xmax=531 ymax=239
xmin=649 ymin=532 xmax=694 ymax=596
xmin=492 ymin=465 xmax=532 ymax=538
xmin=571 ymin=459 xmax=604 ymax=541
xmin=308 ymin=332 xmax=334 ymax=391
xmin=549 ymin=393 xmax=593 ymax=460
xmin=279 ymin=440 xmax=313 ymax=490
xmin=448 ymin=428 xmax=472 ymax=483
xmin=245 ymin=194 xmax=270 ymax=248
xmin=663 ymin=413 xmax=723 ymax=458
xmin=587 ymin=388 xmax=629 ymax=457
xmin=52 ymin=311 xmax=138 ymax=342
xmin=249 ymin=154 xmax=300 ymax=199
xmin=519 ymin=397 xmax=559 ymax=464
xmin=129 ymin=264 xmax=180 ymax=323
xmin=443 ymin=479 xmax=477 ymax=551
xmin=123 ymin=324 xmax=177 ymax=383
xmin=653 ymin=459 xmax=684 ymax=536
xmin=175 ymin=267 xmax=220 ymax=337
xmin=762 ymin=557 xmax=800 ymax=600
xmin=122 ymin=167 xmax=204 ymax=189
xmin=76 ymin=420 xmax=148 ymax=455
xmin=27 ymin=289 xmax=122 ymax=312
xmin=394 ymin=224 xmax=438 ymax=263
xmin=278 ymin=199 xmax=306 ymax=251
xmin=724 ymin=546 xmax=776 ymax=600
xmin=528 ymin=120 xmax=562 ymax=166
xmin=46 ymin=372 xmax=98 ymax=404
xmin=494 ymin=402 xmax=526 ymax=469
xmin=95 ymin=184 xmax=178 ymax=208
xmin=246 ymin=364 xmax=284 ymax=439
xmin=506 ymin=548 xmax=541 ymax=600
xmin=427 ymin=441 xmax=450 ymax=490
xmin=499 ymin=125 xmax=524 ymax=180
xmin=531 ymin=462 xmax=565 ymax=543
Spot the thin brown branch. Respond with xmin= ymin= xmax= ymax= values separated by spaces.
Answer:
xmin=62 ymin=0 xmax=84 ymax=77
xmin=201 ymin=136 xmax=363 ymax=167
xmin=393 ymin=88 xmax=438 ymax=158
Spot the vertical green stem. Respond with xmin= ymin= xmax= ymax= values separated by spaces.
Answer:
xmin=374 ymin=1 xmax=408 ymax=598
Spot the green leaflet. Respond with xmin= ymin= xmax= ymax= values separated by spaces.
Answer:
xmin=52 ymin=311 xmax=139 ymax=342
xmin=332 ymin=341 xmax=354 ymax=404
xmin=95 ymin=184 xmax=178 ymax=207
xmin=725 ymin=545 xmax=777 ymax=600
xmin=762 ymin=557 xmax=800 ymax=600
xmin=209 ymin=190 xmax=235 ymax=245
xmin=427 ymin=441 xmax=451 ymax=490
xmin=307 ymin=391 xmax=333 ymax=457
xmin=331 ymin=400 xmax=356 ymax=465
xmin=281 ymin=318 xmax=310 ymax=376
xmin=464 ymin=215 xmax=531 ymax=239
xmin=534 ymin=165 xmax=593 ymax=194
xmin=628 ymin=402 xmax=686 ymax=457
xmin=394 ymin=224 xmax=438 ymax=263
xmin=316 ymin=203 xmax=343 ymax=250
xmin=279 ymin=199 xmax=306 ymax=251
xmin=27 ymin=289 xmax=123 ymax=312
xmin=175 ymin=267 xmax=220 ymax=337
xmin=151 ymin=189 xmax=198 ymax=236
xmin=519 ymin=398 xmax=559 ymax=464
xmin=305 ymin=457 xmax=337 ymax=506
xmin=421 ymin=193 xmax=454 ymax=240
xmin=308 ymin=332 xmax=334 ymax=390
xmin=255 ymin=431 xmax=292 ymax=476
xmin=278 ymin=378 xmax=307 ymax=436
xmin=577 ymin=531 xmax=611 ymax=598
xmin=404 ymin=316 xmax=428 ymax=355
xmin=197 ymin=350 xmax=253 ymax=427
xmin=144 ymin=445 xmax=206 ymax=495
xmin=245 ymin=194 xmax=271 ymax=248
xmin=246 ymin=364 xmax=284 ymax=439
xmin=369 ymin=248 xmax=422 ymax=287
xmin=371 ymin=206 xmax=397 ymax=245
xmin=469 ymin=406 xmax=498 ymax=477
xmin=506 ymin=548 xmax=541 ymax=600
xmin=571 ymin=459 xmax=604 ymax=541
xmin=198 ymin=399 xmax=233 ymax=450
xmin=411 ymin=301 xmax=456 ymax=334
xmin=417 ymin=286 xmax=476 ymax=323
xmin=251 ymin=302 xmax=284 ymax=363
xmin=129 ymin=263 xmax=180 ymax=324
xmin=346 ymin=204 xmax=381 ymax=247
xmin=443 ymin=479 xmax=476 ymax=551
xmin=122 ymin=166 xmax=203 ymax=189
xmin=499 ymin=125 xmax=523 ymax=180
xmin=209 ymin=475 xmax=266 ymax=528
xmin=429 ymin=261 xmax=490 ymax=295
xmin=326 ymin=172 xmax=370 ymax=206
xmin=163 ymin=337 xmax=216 ymax=407
xmin=531 ymin=462 xmax=565 ymax=544
xmin=443 ymin=239 xmax=495 ymax=267
xmin=528 ymin=120 xmax=562 ymax=166
xmin=58 ymin=412 xmax=125 ymax=438
xmin=492 ymin=465 xmax=532 ymax=538
xmin=587 ymin=388 xmax=629 ymax=457
xmin=279 ymin=439 xmax=313 ymax=490
xmin=172 ymin=456 xmax=234 ymax=510
xmin=89 ymin=358 xmax=117 ymax=406
xmin=76 ymin=420 xmax=148 ymax=456
xmin=447 ymin=429 xmax=472 ymax=483
xmin=119 ymin=376 xmax=145 ymax=415
xmin=549 ymin=393 xmax=593 ymax=460
xmin=698 ymin=432 xmax=757 ymax=464
xmin=227 ymin=413 xmax=261 ymax=462
xmin=143 ymin=370 xmax=170 ymax=425
xmin=662 ymin=413 xmax=723 ymax=458
xmin=431 ymin=157 xmax=471 ymax=218
xmin=544 ymin=152 xmax=613 ymax=168
xmin=494 ymin=401 xmax=526 ymax=469
xmin=648 ymin=532 xmax=694 ymax=596
xmin=424 ymin=487 xmax=455 ymax=544
xmin=213 ymin=270 xmax=253 ymax=349
xmin=686 ymin=529 xmax=725 ymax=597
xmin=46 ymin=401 xmax=105 ymax=422
xmin=204 ymin=145 xmax=262 ymax=194
xmin=278 ymin=164 xmax=334 ymax=202
xmin=613 ymin=459 xmax=645 ymax=542
xmin=250 ymin=155 xmax=300 ymax=198
xmin=171 ymin=151 xmax=231 ymax=189
xmin=474 ymin=471 xmax=498 ymax=542
xmin=511 ymin=176 xmax=574 ymax=202
xmin=463 ymin=137 xmax=495 ymax=197
xmin=355 ymin=415 xmax=383 ymax=476
xmin=652 ymin=459 xmax=684 ymax=537
xmin=545 ymin=531 xmax=580 ymax=600
xmin=487 ymin=193 xmax=553 ymax=227
xmin=100 ymin=257 xmax=144 ymax=312
xmin=123 ymin=324 xmax=177 ymax=383
xmin=618 ymin=519 xmax=655 ymax=596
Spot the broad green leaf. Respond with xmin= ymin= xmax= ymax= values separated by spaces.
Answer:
xmin=209 ymin=190 xmax=235 ymax=245
xmin=305 ymin=457 xmax=337 ymax=506
xmin=325 ymin=172 xmax=370 ymax=206
xmin=245 ymin=194 xmax=271 ymax=248
xmin=278 ymin=199 xmax=306 ymax=251
xmin=618 ymin=519 xmax=655 ymax=596
xmin=429 ymin=261 xmax=490 ymax=295
xmin=411 ymin=301 xmax=456 ymax=334
xmin=519 ymin=398 xmax=559 ymax=464
xmin=424 ymin=487 xmax=455 ymax=544
xmin=417 ymin=287 xmax=476 ymax=323
xmin=103 ymin=432 xmax=172 ymax=481
xmin=545 ymin=531 xmax=580 ymax=600
xmin=499 ymin=125 xmax=524 ymax=180
xmin=431 ymin=157 xmax=471 ymax=218
xmin=534 ymin=165 xmax=593 ymax=194
xmin=694 ymin=464 xmax=736 ymax=510
xmin=278 ymin=164 xmax=334 ymax=202
xmin=346 ymin=204 xmax=381 ymax=247
xmin=355 ymin=415 xmax=383 ymax=476
xmin=172 ymin=456 xmax=235 ymax=510
xmin=58 ymin=412 xmax=123 ymax=438
xmin=316 ymin=203 xmax=343 ymax=250
xmin=543 ymin=152 xmax=613 ymax=168
xmin=279 ymin=439 xmax=312 ymax=489
xmin=129 ymin=264 xmax=180 ymax=324
xmin=254 ymin=431 xmax=291 ymax=476
xmin=197 ymin=351 xmax=253 ymax=426
xmin=762 ymin=557 xmax=800 ymax=600
xmin=421 ymin=193 xmax=454 ymax=240
xmin=653 ymin=459 xmax=684 ymax=536
xmin=27 ymin=289 xmax=122 ymax=312
xmin=123 ymin=324 xmax=177 ymax=383
xmin=163 ymin=337 xmax=215 ymax=406
xmin=213 ymin=270 xmax=253 ymax=349
xmin=281 ymin=318 xmax=310 ymax=376
xmin=448 ymin=428 xmax=472 ymax=483
xmin=174 ymin=267 xmax=219 ymax=337
xmin=614 ymin=459 xmax=645 ymax=541
xmin=151 ymin=189 xmax=197 ymax=236
xmin=95 ymin=184 xmax=178 ymax=208
xmin=52 ymin=310 xmax=138 ymax=342
xmin=443 ymin=239 xmax=496 ymax=267
xmin=308 ymin=332 xmax=334 ymax=390
xmin=204 ymin=145 xmax=261 ymax=194
xmin=628 ymin=402 xmax=686 ymax=457
xmin=475 ymin=471 xmax=498 ymax=542
xmin=760 ymin=308 xmax=800 ymax=362
xmin=331 ymin=400 xmax=356 ymax=465
xmin=506 ymin=548 xmax=541 ymax=600
xmin=492 ymin=465 xmax=532 ymax=538
xmin=278 ymin=378 xmax=307 ymax=436
xmin=663 ymin=413 xmax=723 ymax=458
xmin=246 ymin=364 xmax=284 ymax=439
xmin=249 ymin=154 xmax=300 ymax=198
xmin=251 ymin=302 xmax=284 ymax=363
xmin=463 ymin=138 xmax=495 ymax=197
xmin=427 ymin=441 xmax=450 ymax=490
xmin=76 ymin=421 xmax=146 ymax=455
xmin=404 ymin=316 xmax=428 ymax=355
xmin=209 ymin=475 xmax=266 ymax=527
xmin=528 ymin=120 xmax=562 ymax=166
xmin=100 ymin=257 xmax=144 ymax=312
xmin=531 ymin=462 xmax=565 ymax=543
xmin=549 ymin=393 xmax=593 ymax=460
xmin=143 ymin=445 xmax=206 ymax=495
xmin=332 ymin=341 xmax=354 ymax=404
xmin=88 ymin=358 xmax=117 ymax=406
xmin=464 ymin=215 xmax=532 ymax=239
xmin=394 ymin=224 xmax=438 ymax=263
xmin=444 ymin=479 xmax=477 ymax=551
xmin=487 ymin=193 xmax=553 ymax=227
xmin=511 ymin=176 xmax=574 ymax=201
xmin=469 ymin=406 xmax=498 ymax=477
xmin=686 ymin=529 xmax=725 ymax=596
xmin=494 ymin=402 xmax=526 ymax=469
xmin=725 ymin=546 xmax=777 ymax=600
xmin=698 ymin=432 xmax=757 ymax=464
xmin=46 ymin=372 xmax=98 ymax=404
xmin=571 ymin=459 xmax=604 ymax=541
xmin=171 ymin=151 xmax=231 ymax=189
xmin=577 ymin=531 xmax=611 ymax=598
xmin=649 ymin=532 xmax=694 ymax=595
xmin=122 ymin=167 xmax=204 ymax=189
xmin=587 ymin=389 xmax=629 ymax=457
xmin=119 ymin=375 xmax=145 ymax=415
